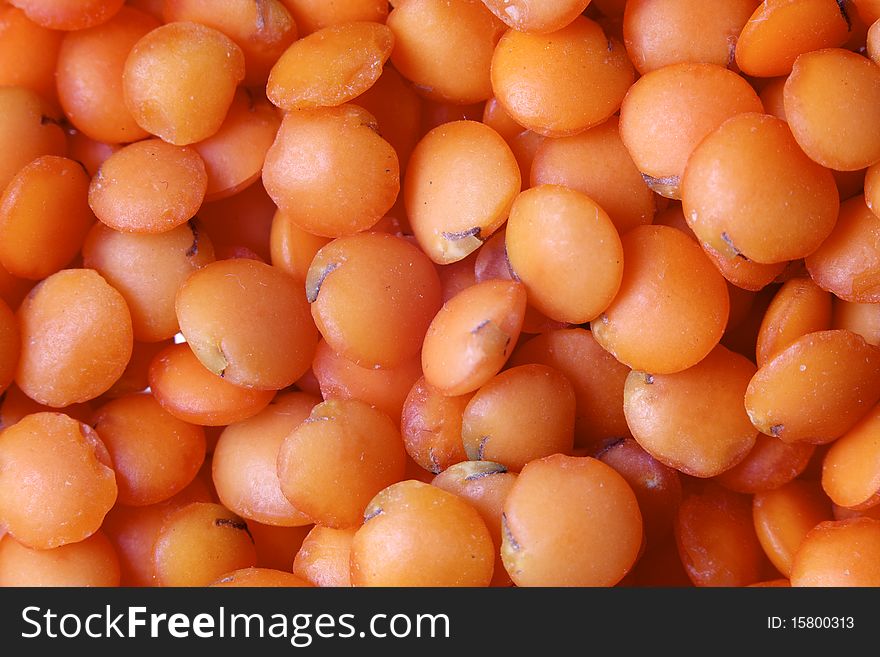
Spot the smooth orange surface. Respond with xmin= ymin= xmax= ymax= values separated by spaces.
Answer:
xmin=491 ymin=16 xmax=633 ymax=137
xmin=350 ymin=480 xmax=495 ymax=587
xmin=624 ymin=345 xmax=757 ymax=478
xmin=506 ymin=185 xmax=624 ymax=324
xmin=268 ymin=21 xmax=392 ymax=111
xmin=502 ymin=455 xmax=642 ymax=586
xmin=682 ymin=113 xmax=839 ymax=264
xmin=421 ymin=279 xmax=527 ymax=395
xmin=745 ymin=330 xmax=880 ymax=444
xmin=0 ymin=412 xmax=117 ymax=549
xmin=16 ymin=268 xmax=133 ymax=407
xmin=591 ymin=225 xmax=729 ymax=374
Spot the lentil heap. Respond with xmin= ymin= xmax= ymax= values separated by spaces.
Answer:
xmin=0 ymin=0 xmax=879 ymax=588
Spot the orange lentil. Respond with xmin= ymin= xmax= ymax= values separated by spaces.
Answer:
xmin=0 ymin=156 xmax=93 ymax=282
xmin=716 ymin=434 xmax=816 ymax=494
xmin=624 ymin=345 xmax=757 ymax=478
xmin=292 ymin=525 xmax=357 ymax=588
xmin=306 ymin=232 xmax=441 ymax=368
xmin=92 ymin=393 xmax=205 ymax=507
xmin=267 ymin=21 xmax=393 ymax=111
xmin=755 ymin=277 xmax=833 ymax=366
xmin=175 ymin=258 xmax=319 ymax=390
xmin=405 ymin=120 xmax=520 ymax=264
xmin=0 ymin=87 xmax=66 ymax=193
xmin=421 ymin=279 xmax=527 ymax=396
xmin=753 ymin=479 xmax=833 ymax=578
xmin=433 ymin=461 xmax=517 ymax=587
xmin=212 ymin=392 xmax=317 ymax=527
xmin=262 ymin=105 xmax=399 ymax=238
xmin=122 ymin=21 xmax=245 ymax=145
xmin=192 ymin=89 xmax=281 ymax=202
xmin=16 ymin=268 xmax=133 ymax=407
xmin=0 ymin=531 xmax=120 ymax=587
xmin=505 ymin=185 xmax=624 ymax=324
xmin=784 ymin=48 xmax=880 ymax=171
xmin=354 ymin=64 xmax=422 ymax=175
xmin=491 ymin=16 xmax=633 ymax=138
xmin=597 ymin=438 xmax=682 ymax=546
xmin=400 ymin=376 xmax=471 ymax=474
xmin=682 ymin=113 xmax=839 ymax=264
xmin=153 ymin=502 xmax=257 ymax=587
xmin=82 ymin=220 xmax=215 ymax=343
xmin=387 ymin=0 xmax=504 ymax=105
xmin=88 ymin=138 xmax=208 ymax=235
xmin=462 ymin=364 xmax=575 ymax=471
xmin=246 ymin=521 xmax=312 ymax=572
xmin=101 ymin=478 xmax=214 ymax=586
xmin=276 ymin=399 xmax=406 ymax=528
xmin=280 ymin=0 xmax=388 ymax=36
xmin=350 ymin=480 xmax=495 ymax=587
xmin=9 ymin=0 xmax=125 ymax=31
xmin=502 ymin=454 xmax=642 ymax=586
xmin=482 ymin=0 xmax=591 ymax=34
xmin=745 ymin=330 xmax=880 ymax=444
xmin=623 ymin=0 xmax=760 ymax=74
xmin=735 ymin=0 xmax=849 ymax=77
xmin=675 ymin=482 xmax=768 ymax=587
xmin=311 ymin=340 xmax=422 ymax=421
xmin=591 ymin=224 xmax=730 ymax=374
xmin=0 ymin=412 xmax=117 ymax=549
xmin=211 ymin=567 xmax=312 ymax=588
xmin=791 ymin=518 xmax=880 ymax=586
xmin=832 ymin=297 xmax=880 ymax=346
